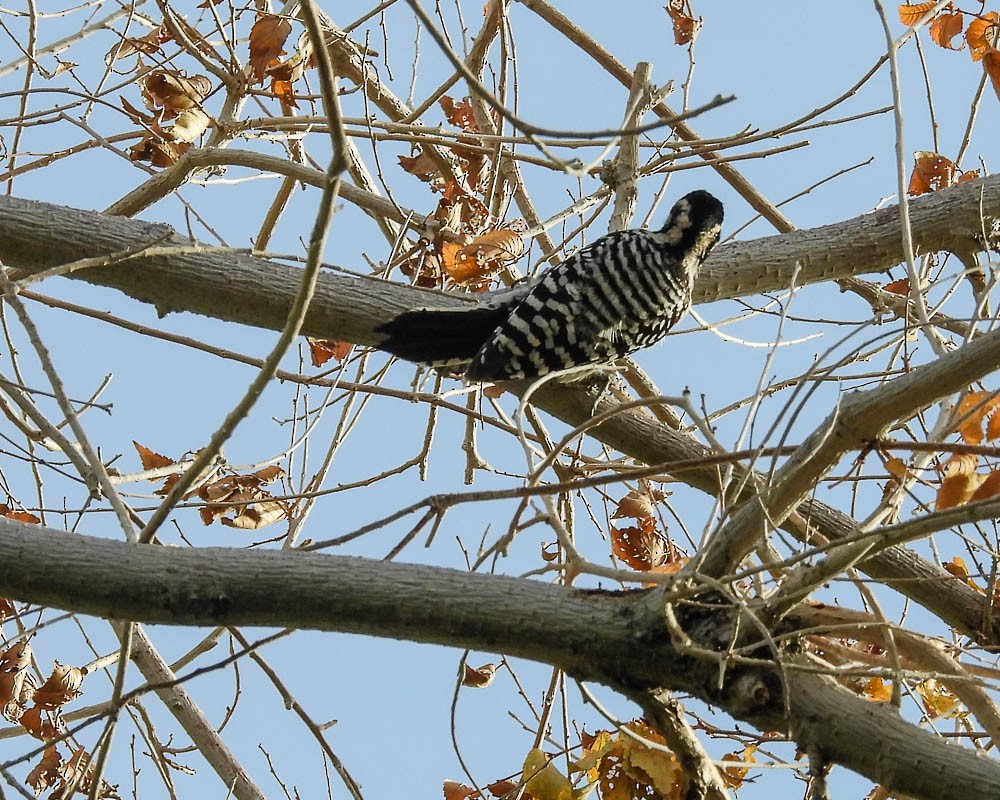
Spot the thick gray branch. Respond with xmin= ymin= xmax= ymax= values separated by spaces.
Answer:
xmin=0 ymin=518 xmax=998 ymax=800
xmin=0 ymin=188 xmax=995 ymax=645
xmin=0 ymin=175 xmax=997 ymax=348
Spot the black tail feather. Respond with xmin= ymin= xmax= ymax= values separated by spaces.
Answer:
xmin=375 ymin=305 xmax=508 ymax=367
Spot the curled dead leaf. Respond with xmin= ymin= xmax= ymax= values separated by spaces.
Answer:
xmin=917 ymin=678 xmax=965 ymax=719
xmin=943 ymin=556 xmax=984 ymax=591
xmin=461 ymin=663 xmax=498 ymax=688
xmin=665 ymin=0 xmax=700 ymax=45
xmin=721 ymin=745 xmax=757 ymax=789
xmin=861 ymin=676 xmax=894 ymax=703
xmin=443 ymin=780 xmax=480 ymax=800
xmin=440 ymin=96 xmax=479 ymax=132
xmin=32 ymin=662 xmax=85 ymax=710
xmin=523 ymin=749 xmax=572 ymax=800
xmin=883 ymin=278 xmax=910 ymax=295
xmin=955 ymin=390 xmax=1000 ymax=444
xmin=936 ymin=471 xmax=985 ymax=510
xmin=26 ymin=746 xmax=62 ymax=796
xmin=249 ymin=14 xmax=293 ymax=83
xmin=930 ymin=7 xmax=965 ymax=49
xmin=611 ymin=519 xmax=666 ymax=571
xmin=907 ymin=151 xmax=958 ymax=195
xmin=307 ymin=338 xmax=353 ymax=367
xmin=967 ymin=12 xmax=1000 ymax=61
xmin=0 ymin=503 xmax=40 ymax=524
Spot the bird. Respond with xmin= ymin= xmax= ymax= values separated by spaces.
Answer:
xmin=376 ymin=190 xmax=724 ymax=382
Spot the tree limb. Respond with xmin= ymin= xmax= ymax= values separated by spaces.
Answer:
xmin=0 ymin=518 xmax=998 ymax=800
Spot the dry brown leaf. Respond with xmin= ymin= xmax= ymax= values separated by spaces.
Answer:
xmin=883 ymin=278 xmax=910 ymax=295
xmin=486 ymin=779 xmax=522 ymax=798
xmin=984 ymin=51 xmax=1000 ymax=100
xmin=0 ymin=642 xmax=32 ymax=722
xmin=105 ymin=25 xmax=172 ymax=64
xmin=129 ymin=134 xmax=191 ymax=167
xmin=590 ymin=722 xmax=680 ymax=800
xmin=917 ymin=678 xmax=965 ymax=719
xmin=461 ymin=663 xmax=498 ymax=688
xmin=647 ymin=556 xmax=689 ymax=578
xmin=908 ymin=151 xmax=958 ymax=195
xmin=540 ymin=542 xmax=560 ymax=562
xmin=194 ymin=469 xmax=289 ymax=530
xmin=936 ymin=472 xmax=985 ymax=510
xmin=398 ymin=152 xmax=441 ymax=182
xmin=443 ymin=780 xmax=480 ymax=800
xmin=721 ymin=745 xmax=757 ymax=790
xmin=442 ymin=225 xmax=526 ymax=286
xmin=0 ymin=503 xmax=40 ymax=524
xmin=58 ymin=747 xmax=117 ymax=798
xmin=884 ymin=457 xmax=908 ymax=479
xmin=439 ymin=180 xmax=491 ymax=231
xmin=612 ymin=487 xmax=665 ymax=521
xmin=26 ymin=746 xmax=62 ymax=795
xmin=970 ymin=470 xmax=1000 ymax=503
xmin=611 ymin=518 xmax=666 ymax=571
xmin=32 ymin=662 xmax=85 ymax=710
xmin=898 ymin=1 xmax=938 ymax=26
xmin=440 ymin=96 xmax=479 ymax=132
xmin=249 ymin=14 xmax=293 ymax=83
xmin=140 ymin=71 xmax=211 ymax=117
xmin=666 ymin=0 xmax=699 ymax=45
xmin=307 ymin=338 xmax=353 ymax=367
xmin=929 ymin=6 xmax=965 ymax=49
xmin=0 ymin=598 xmax=14 ymax=624
xmin=966 ymin=12 xmax=1000 ymax=60
xmin=133 ymin=441 xmax=174 ymax=470
xmin=943 ymin=556 xmax=984 ymax=591
xmin=19 ymin=706 xmax=57 ymax=740
xmin=267 ymin=31 xmax=314 ymax=84
xmin=956 ymin=390 xmax=1000 ymax=443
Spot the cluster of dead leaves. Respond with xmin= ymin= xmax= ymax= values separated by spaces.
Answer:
xmin=133 ymin=441 xmax=289 ymax=530
xmin=861 ymin=674 xmax=965 ymax=719
xmin=397 ymin=96 xmax=526 ymax=291
xmin=444 ymin=721 xmax=758 ymax=800
xmin=106 ymin=20 xmax=216 ymax=166
xmin=932 ymin=391 xmax=1000 ymax=511
xmin=899 ymin=3 xmax=1000 ymax=100
xmin=579 ymin=722 xmax=755 ymax=798
xmin=609 ymin=485 xmax=688 ymax=575
xmin=108 ymin=12 xmax=320 ymax=167
xmin=248 ymin=14 xmax=315 ymax=108
xmin=0 ymin=644 xmax=113 ymax=796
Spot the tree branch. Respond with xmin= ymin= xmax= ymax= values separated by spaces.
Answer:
xmin=0 ymin=518 xmax=998 ymax=800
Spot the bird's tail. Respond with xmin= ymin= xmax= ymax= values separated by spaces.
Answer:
xmin=375 ymin=304 xmax=510 ymax=369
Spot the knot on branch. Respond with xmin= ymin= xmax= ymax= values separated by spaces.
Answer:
xmin=669 ymin=590 xmax=787 ymax=723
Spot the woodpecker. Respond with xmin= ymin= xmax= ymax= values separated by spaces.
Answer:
xmin=377 ymin=190 xmax=723 ymax=381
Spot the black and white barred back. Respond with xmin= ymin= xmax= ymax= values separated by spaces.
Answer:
xmin=377 ymin=190 xmax=724 ymax=382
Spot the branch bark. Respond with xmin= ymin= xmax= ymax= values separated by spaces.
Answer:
xmin=0 ymin=183 xmax=997 ymax=645
xmin=0 ymin=518 xmax=998 ymax=800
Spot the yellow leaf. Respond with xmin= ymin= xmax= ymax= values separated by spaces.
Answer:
xmin=523 ymin=749 xmax=573 ymax=800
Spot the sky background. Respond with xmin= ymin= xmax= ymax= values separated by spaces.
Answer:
xmin=2 ymin=1 xmax=999 ymax=798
